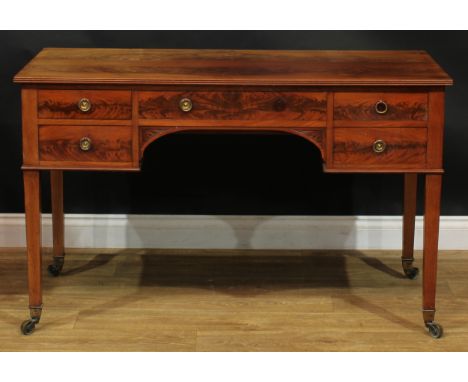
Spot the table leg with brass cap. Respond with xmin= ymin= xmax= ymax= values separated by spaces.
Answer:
xmin=422 ymin=174 xmax=443 ymax=338
xmin=402 ymin=173 xmax=419 ymax=279
xmin=21 ymin=170 xmax=43 ymax=335
xmin=48 ymin=170 xmax=65 ymax=277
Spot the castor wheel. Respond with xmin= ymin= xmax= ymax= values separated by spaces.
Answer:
xmin=47 ymin=257 xmax=64 ymax=277
xmin=402 ymin=259 xmax=419 ymax=280
xmin=426 ymin=322 xmax=443 ymax=339
xmin=47 ymin=263 xmax=61 ymax=277
xmin=20 ymin=318 xmax=38 ymax=335
xmin=403 ymin=266 xmax=419 ymax=280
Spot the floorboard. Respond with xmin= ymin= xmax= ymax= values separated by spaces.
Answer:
xmin=0 ymin=248 xmax=466 ymax=351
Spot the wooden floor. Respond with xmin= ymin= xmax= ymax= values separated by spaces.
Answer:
xmin=1 ymin=248 xmax=467 ymax=351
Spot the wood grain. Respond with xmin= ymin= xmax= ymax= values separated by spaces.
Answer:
xmin=326 ymin=92 xmax=334 ymax=164
xmin=292 ymin=128 xmax=325 ymax=160
xmin=23 ymin=171 xmax=42 ymax=310
xmin=39 ymin=125 xmax=133 ymax=163
xmin=402 ymin=174 xmax=417 ymax=263
xmin=323 ymin=167 xmax=443 ymax=174
xmin=21 ymin=89 xmax=39 ymax=165
xmin=334 ymin=92 xmax=428 ymax=121
xmin=140 ymin=126 xmax=171 ymax=154
xmin=131 ymin=90 xmax=140 ymax=168
xmin=1 ymin=248 xmax=466 ymax=351
xmin=137 ymin=119 xmax=326 ymax=128
xmin=38 ymin=90 xmax=131 ymax=120
xmin=22 ymin=163 xmax=139 ymax=171
xmin=333 ymin=128 xmax=427 ymax=168
xmin=138 ymin=91 xmax=327 ymax=121
xmin=423 ymin=175 xmax=442 ymax=314
xmin=426 ymin=90 xmax=445 ymax=168
xmin=36 ymin=119 xmax=132 ymax=126
xmin=139 ymin=126 xmax=325 ymax=160
xmin=50 ymin=170 xmax=64 ymax=259
xmin=334 ymin=120 xmax=427 ymax=128
xmin=14 ymin=49 xmax=453 ymax=86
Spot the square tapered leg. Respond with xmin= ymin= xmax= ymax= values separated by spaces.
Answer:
xmin=21 ymin=170 xmax=43 ymax=335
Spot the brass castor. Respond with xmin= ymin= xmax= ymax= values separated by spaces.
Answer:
xmin=402 ymin=259 xmax=419 ymax=280
xmin=20 ymin=318 xmax=39 ymax=335
xmin=403 ymin=266 xmax=419 ymax=280
xmin=47 ymin=263 xmax=61 ymax=277
xmin=47 ymin=257 xmax=64 ymax=277
xmin=426 ymin=322 xmax=443 ymax=339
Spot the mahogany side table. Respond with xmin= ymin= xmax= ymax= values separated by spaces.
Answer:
xmin=14 ymin=49 xmax=453 ymax=337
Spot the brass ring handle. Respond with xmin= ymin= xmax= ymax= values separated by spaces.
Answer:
xmin=375 ymin=100 xmax=388 ymax=115
xmin=373 ymin=139 xmax=387 ymax=154
xmin=78 ymin=98 xmax=92 ymax=113
xmin=79 ymin=137 xmax=92 ymax=151
xmin=179 ymin=98 xmax=193 ymax=112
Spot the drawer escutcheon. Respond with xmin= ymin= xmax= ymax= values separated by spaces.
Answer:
xmin=373 ymin=139 xmax=387 ymax=153
xmin=179 ymin=98 xmax=193 ymax=112
xmin=79 ymin=137 xmax=92 ymax=151
xmin=374 ymin=100 xmax=388 ymax=115
xmin=78 ymin=98 xmax=92 ymax=113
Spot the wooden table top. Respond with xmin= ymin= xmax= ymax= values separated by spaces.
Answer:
xmin=14 ymin=48 xmax=453 ymax=86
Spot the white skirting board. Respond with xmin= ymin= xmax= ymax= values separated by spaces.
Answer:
xmin=1 ymin=214 xmax=468 ymax=250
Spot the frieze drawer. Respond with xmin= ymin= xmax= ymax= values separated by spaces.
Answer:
xmin=333 ymin=127 xmax=427 ymax=168
xmin=37 ymin=90 xmax=132 ymax=120
xmin=334 ymin=92 xmax=428 ymax=122
xmin=138 ymin=91 xmax=328 ymax=122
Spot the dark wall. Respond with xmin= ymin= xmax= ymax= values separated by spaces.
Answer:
xmin=1 ymin=31 xmax=466 ymax=215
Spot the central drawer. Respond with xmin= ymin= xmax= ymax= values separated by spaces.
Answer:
xmin=138 ymin=91 xmax=327 ymax=122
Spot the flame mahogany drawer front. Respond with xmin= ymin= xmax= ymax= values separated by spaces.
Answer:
xmin=37 ymin=90 xmax=132 ymax=120
xmin=138 ymin=91 xmax=328 ymax=121
xmin=38 ymin=125 xmax=133 ymax=163
xmin=334 ymin=92 xmax=428 ymax=122
xmin=333 ymin=127 xmax=427 ymax=168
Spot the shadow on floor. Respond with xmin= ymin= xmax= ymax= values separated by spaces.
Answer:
xmin=2 ymin=249 xmax=422 ymax=333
